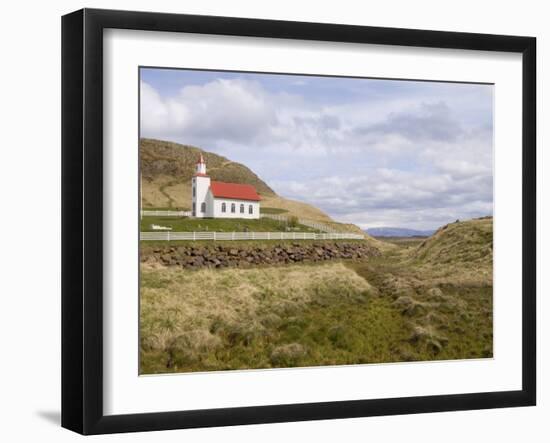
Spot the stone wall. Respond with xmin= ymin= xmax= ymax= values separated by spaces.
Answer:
xmin=141 ymin=242 xmax=380 ymax=269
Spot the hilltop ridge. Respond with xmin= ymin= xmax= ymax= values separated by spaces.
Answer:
xmin=412 ymin=216 xmax=493 ymax=269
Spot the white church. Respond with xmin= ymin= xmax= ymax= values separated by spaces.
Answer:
xmin=191 ymin=154 xmax=261 ymax=219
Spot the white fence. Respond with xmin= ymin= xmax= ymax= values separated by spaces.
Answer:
xmin=260 ymin=213 xmax=340 ymax=233
xmin=141 ymin=210 xmax=191 ymax=217
xmin=140 ymin=231 xmax=365 ymax=241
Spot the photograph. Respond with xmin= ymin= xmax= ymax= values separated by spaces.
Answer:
xmin=138 ymin=67 xmax=494 ymax=375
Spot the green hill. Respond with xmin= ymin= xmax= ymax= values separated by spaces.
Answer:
xmin=139 ymin=138 xmax=363 ymax=233
xmin=412 ymin=216 xmax=493 ymax=268
xmin=140 ymin=138 xmax=275 ymax=207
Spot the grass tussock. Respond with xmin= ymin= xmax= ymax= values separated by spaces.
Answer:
xmin=139 ymin=261 xmax=410 ymax=374
xmin=347 ymin=217 xmax=493 ymax=364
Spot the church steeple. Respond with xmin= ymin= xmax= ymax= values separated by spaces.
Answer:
xmin=192 ymin=153 xmax=210 ymax=217
xmin=196 ymin=153 xmax=207 ymax=175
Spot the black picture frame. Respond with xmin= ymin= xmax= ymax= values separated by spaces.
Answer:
xmin=62 ymin=8 xmax=536 ymax=435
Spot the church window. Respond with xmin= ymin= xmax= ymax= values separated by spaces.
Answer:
xmin=201 ymin=202 xmax=206 ymax=213
xmin=249 ymin=205 xmax=253 ymax=214
xmin=231 ymin=203 xmax=235 ymax=213
xmin=192 ymin=186 xmax=195 ymax=197
xmin=221 ymin=202 xmax=226 ymax=213
xmin=240 ymin=204 xmax=244 ymax=213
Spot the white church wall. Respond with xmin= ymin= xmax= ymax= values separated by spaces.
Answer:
xmin=212 ymin=198 xmax=260 ymax=220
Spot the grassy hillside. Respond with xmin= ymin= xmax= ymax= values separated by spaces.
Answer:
xmin=412 ymin=216 xmax=493 ymax=268
xmin=141 ymin=216 xmax=321 ymax=233
xmin=259 ymin=195 xmax=333 ymax=223
xmin=140 ymin=138 xmax=355 ymax=228
xmin=139 ymin=217 xmax=493 ymax=374
xmin=140 ymin=138 xmax=275 ymax=210
xmin=346 ymin=217 xmax=494 ymax=364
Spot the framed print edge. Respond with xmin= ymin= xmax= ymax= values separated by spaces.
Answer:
xmin=62 ymin=9 xmax=85 ymax=435
xmin=61 ymin=8 xmax=536 ymax=435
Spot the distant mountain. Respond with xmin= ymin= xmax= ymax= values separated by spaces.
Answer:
xmin=366 ymin=227 xmax=435 ymax=238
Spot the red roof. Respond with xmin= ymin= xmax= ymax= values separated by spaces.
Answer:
xmin=210 ymin=181 xmax=261 ymax=201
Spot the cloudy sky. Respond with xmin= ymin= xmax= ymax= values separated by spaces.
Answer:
xmin=140 ymin=68 xmax=493 ymax=230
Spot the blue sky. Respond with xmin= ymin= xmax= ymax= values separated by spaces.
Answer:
xmin=140 ymin=67 xmax=493 ymax=230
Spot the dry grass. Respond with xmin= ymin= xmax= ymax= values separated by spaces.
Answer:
xmin=412 ymin=217 xmax=493 ymax=266
xmin=141 ymin=176 xmax=181 ymax=209
xmin=140 ymin=217 xmax=494 ymax=374
xmin=259 ymin=195 xmax=333 ymax=222
xmin=139 ymin=261 xmax=393 ymax=373
xmin=141 ymin=261 xmax=373 ymax=345
xmin=346 ymin=218 xmax=494 ymax=362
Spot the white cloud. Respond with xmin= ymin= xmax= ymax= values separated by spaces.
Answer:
xmin=141 ymin=78 xmax=277 ymax=144
xmin=272 ymin=163 xmax=492 ymax=230
xmin=140 ymin=75 xmax=493 ymax=230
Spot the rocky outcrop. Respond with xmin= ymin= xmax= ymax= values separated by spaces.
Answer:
xmin=141 ymin=242 xmax=380 ymax=269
